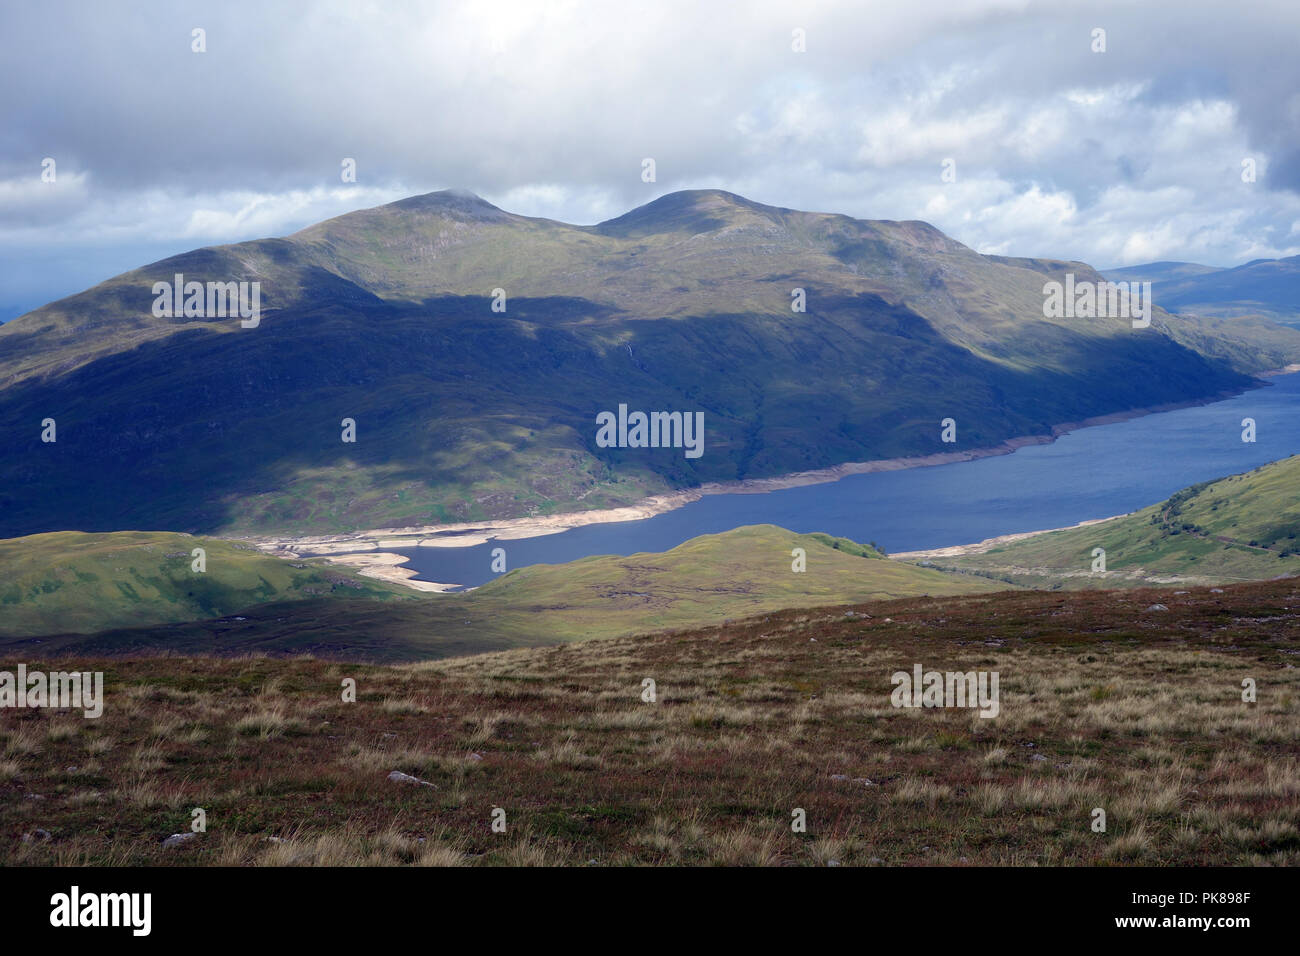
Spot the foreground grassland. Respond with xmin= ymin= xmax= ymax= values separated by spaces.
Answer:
xmin=912 ymin=455 xmax=1300 ymax=589
xmin=3 ymin=580 xmax=1297 ymax=866
xmin=0 ymin=526 xmax=1005 ymax=658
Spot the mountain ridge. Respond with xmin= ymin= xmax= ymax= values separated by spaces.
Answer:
xmin=2 ymin=188 xmax=1298 ymax=537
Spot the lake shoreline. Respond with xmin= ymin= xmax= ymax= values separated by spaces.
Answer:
xmin=890 ymin=513 xmax=1127 ymax=560
xmin=243 ymin=374 xmax=1283 ymax=568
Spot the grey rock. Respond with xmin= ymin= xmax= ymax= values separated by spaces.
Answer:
xmin=162 ymin=832 xmax=196 ymax=849
xmin=387 ymin=770 xmax=436 ymax=788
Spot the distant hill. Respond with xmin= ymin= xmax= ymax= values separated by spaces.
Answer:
xmin=1103 ymin=260 xmax=1223 ymax=285
xmin=0 ymin=530 xmax=411 ymax=637
xmin=1105 ymin=256 xmax=1300 ymax=326
xmin=901 ymin=455 xmax=1300 ymax=588
xmin=3 ymin=189 xmax=1298 ymax=538
xmin=0 ymin=525 xmax=1009 ymax=658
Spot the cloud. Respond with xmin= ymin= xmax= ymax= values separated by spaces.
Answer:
xmin=1 ymin=0 xmax=1298 ymax=316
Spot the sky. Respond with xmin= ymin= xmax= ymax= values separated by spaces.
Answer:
xmin=2 ymin=0 xmax=1299 ymax=320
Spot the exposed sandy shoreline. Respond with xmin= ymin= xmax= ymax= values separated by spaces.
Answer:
xmin=891 ymin=513 xmax=1127 ymax=560
xmin=242 ymin=373 xmax=1287 ymax=588
xmin=324 ymin=551 xmax=462 ymax=592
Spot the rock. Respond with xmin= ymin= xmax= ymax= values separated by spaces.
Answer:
xmin=853 ymin=778 xmax=876 ymax=787
xmin=830 ymin=774 xmax=849 ymax=782
xmin=809 ymin=637 xmax=817 ymax=642
xmin=1031 ymin=753 xmax=1048 ymax=762
xmin=21 ymin=829 xmax=51 ymax=843
xmin=1210 ymin=588 xmax=1225 ymax=594
xmin=827 ymin=859 xmax=841 ymax=867
xmin=467 ymin=752 xmax=484 ymax=762
xmin=387 ymin=770 xmax=436 ymax=788
xmin=1146 ymin=604 xmax=1169 ymax=612
xmin=162 ymin=832 xmax=196 ymax=849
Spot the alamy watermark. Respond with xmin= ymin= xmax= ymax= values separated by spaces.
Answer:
xmin=1043 ymin=274 xmax=1151 ymax=328
xmin=50 ymin=886 xmax=150 ymax=936
xmin=596 ymin=404 xmax=704 ymax=459
xmin=0 ymin=664 xmax=103 ymax=718
xmin=890 ymin=663 xmax=999 ymax=718
xmin=151 ymin=273 xmax=262 ymax=328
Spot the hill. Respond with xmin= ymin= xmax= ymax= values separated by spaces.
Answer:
xmin=4 ymin=577 xmax=1297 ymax=866
xmin=0 ymin=531 xmax=412 ymax=637
xmin=900 ymin=455 xmax=1300 ymax=588
xmin=0 ymin=525 xmax=1007 ymax=658
xmin=2 ymin=190 xmax=1298 ymax=538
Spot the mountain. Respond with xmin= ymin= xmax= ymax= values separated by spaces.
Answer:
xmin=3 ymin=188 xmax=1299 ymax=538
xmin=1106 ymin=256 xmax=1300 ymax=326
xmin=901 ymin=455 xmax=1300 ymax=588
xmin=0 ymin=525 xmax=1007 ymax=658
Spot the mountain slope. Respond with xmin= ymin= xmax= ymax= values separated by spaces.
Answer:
xmin=902 ymin=455 xmax=1300 ymax=588
xmin=2 ymin=189 xmax=1297 ymax=537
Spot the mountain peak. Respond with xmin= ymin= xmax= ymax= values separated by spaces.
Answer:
xmin=387 ymin=188 xmax=507 ymax=220
xmin=593 ymin=189 xmax=788 ymax=238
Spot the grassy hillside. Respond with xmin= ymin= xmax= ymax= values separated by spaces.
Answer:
xmin=905 ymin=455 xmax=1300 ymax=588
xmin=0 ymin=525 xmax=1008 ymax=658
xmin=4 ymin=578 xmax=1297 ymax=866
xmin=1 ymin=190 xmax=1295 ymax=537
xmin=0 ymin=531 xmax=412 ymax=638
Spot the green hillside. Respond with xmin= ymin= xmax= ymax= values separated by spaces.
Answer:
xmin=0 ymin=531 xmax=411 ymax=637
xmin=906 ymin=455 xmax=1300 ymax=588
xmin=0 ymin=525 xmax=1009 ymax=659
xmin=2 ymin=190 xmax=1296 ymax=537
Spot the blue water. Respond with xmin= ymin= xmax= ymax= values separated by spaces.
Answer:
xmin=391 ymin=374 xmax=1300 ymax=588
